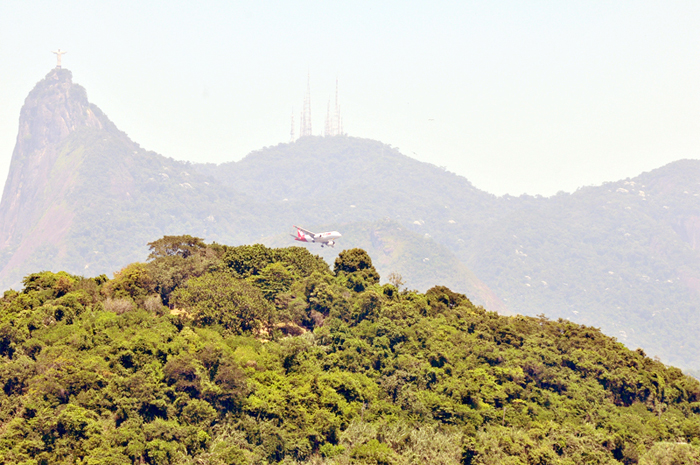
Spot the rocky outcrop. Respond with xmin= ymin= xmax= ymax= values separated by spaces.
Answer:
xmin=0 ymin=68 xmax=256 ymax=289
xmin=0 ymin=69 xmax=114 ymax=251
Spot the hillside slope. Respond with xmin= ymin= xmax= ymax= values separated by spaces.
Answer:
xmin=198 ymin=136 xmax=504 ymax=251
xmin=198 ymin=140 xmax=700 ymax=369
xmin=0 ymin=69 xmax=275 ymax=288
xmin=463 ymin=162 xmax=700 ymax=369
xmin=1 ymin=243 xmax=700 ymax=464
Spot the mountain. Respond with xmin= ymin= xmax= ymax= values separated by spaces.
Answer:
xmin=0 ymin=69 xmax=268 ymax=288
xmin=1 ymin=243 xmax=700 ymax=463
xmin=0 ymin=68 xmax=117 ymax=277
xmin=196 ymin=135 xmax=505 ymax=253
xmin=0 ymin=69 xmax=498 ymax=311
xmin=460 ymin=162 xmax=700 ymax=369
xmin=3 ymin=68 xmax=700 ymax=370
xmin=199 ymin=139 xmax=700 ymax=369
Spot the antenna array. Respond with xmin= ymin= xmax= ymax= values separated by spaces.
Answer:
xmin=292 ymin=75 xmax=344 ymax=141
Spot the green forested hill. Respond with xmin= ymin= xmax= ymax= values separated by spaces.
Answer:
xmin=5 ymin=68 xmax=700 ymax=373
xmin=198 ymin=142 xmax=700 ymax=370
xmin=1 ymin=239 xmax=700 ymax=464
xmin=465 ymin=165 xmax=700 ymax=370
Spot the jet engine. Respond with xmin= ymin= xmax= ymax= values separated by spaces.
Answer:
xmin=326 ymin=240 xmax=335 ymax=247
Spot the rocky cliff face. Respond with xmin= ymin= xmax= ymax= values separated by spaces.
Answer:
xmin=0 ymin=69 xmax=141 ymax=287
xmin=0 ymin=69 xmax=114 ymax=252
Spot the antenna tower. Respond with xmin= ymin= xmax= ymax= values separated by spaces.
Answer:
xmin=300 ymin=73 xmax=312 ymax=136
xmin=324 ymin=100 xmax=331 ymax=136
xmin=333 ymin=78 xmax=342 ymax=136
xmin=290 ymin=110 xmax=295 ymax=142
xmin=323 ymin=78 xmax=343 ymax=136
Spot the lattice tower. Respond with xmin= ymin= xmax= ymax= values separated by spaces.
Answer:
xmin=300 ymin=74 xmax=312 ymax=136
xmin=324 ymin=100 xmax=331 ymax=136
xmin=332 ymin=79 xmax=342 ymax=136
xmin=290 ymin=110 xmax=295 ymax=142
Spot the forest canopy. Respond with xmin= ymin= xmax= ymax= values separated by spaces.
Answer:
xmin=0 ymin=236 xmax=699 ymax=464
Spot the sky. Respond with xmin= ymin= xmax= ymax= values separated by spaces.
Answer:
xmin=0 ymin=1 xmax=699 ymax=197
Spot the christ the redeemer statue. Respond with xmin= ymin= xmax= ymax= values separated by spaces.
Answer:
xmin=52 ymin=49 xmax=67 ymax=69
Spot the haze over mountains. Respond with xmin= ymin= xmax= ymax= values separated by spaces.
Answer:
xmin=3 ymin=68 xmax=700 ymax=371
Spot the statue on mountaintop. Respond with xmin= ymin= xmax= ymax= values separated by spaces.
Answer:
xmin=52 ymin=49 xmax=67 ymax=69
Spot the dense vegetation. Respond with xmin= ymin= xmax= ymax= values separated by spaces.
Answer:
xmin=1 ymin=237 xmax=700 ymax=464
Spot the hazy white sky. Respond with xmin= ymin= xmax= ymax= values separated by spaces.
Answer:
xmin=1 ymin=1 xmax=698 ymax=196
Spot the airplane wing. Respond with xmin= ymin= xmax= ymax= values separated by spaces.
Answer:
xmin=293 ymin=225 xmax=316 ymax=236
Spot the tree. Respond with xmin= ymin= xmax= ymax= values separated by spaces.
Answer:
xmin=222 ymin=244 xmax=275 ymax=278
xmin=103 ymin=262 xmax=155 ymax=302
xmin=250 ymin=263 xmax=294 ymax=301
xmin=147 ymin=235 xmax=207 ymax=260
xmin=171 ymin=272 xmax=272 ymax=334
xmin=274 ymin=246 xmax=331 ymax=277
xmin=21 ymin=271 xmax=78 ymax=296
xmin=223 ymin=244 xmax=330 ymax=280
xmin=334 ymin=248 xmax=380 ymax=292
xmin=387 ymin=272 xmax=405 ymax=290
xmin=425 ymin=285 xmax=471 ymax=315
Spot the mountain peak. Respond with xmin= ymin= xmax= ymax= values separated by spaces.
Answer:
xmin=40 ymin=67 xmax=72 ymax=84
xmin=17 ymin=68 xmax=106 ymax=153
xmin=0 ymin=68 xmax=115 ymax=261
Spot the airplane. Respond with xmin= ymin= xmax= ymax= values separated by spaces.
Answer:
xmin=291 ymin=225 xmax=342 ymax=247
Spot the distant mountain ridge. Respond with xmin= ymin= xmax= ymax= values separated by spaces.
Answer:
xmin=3 ymin=69 xmax=700 ymax=369
xmin=0 ymin=69 xmax=500 ymax=314
xmin=206 ymin=139 xmax=700 ymax=368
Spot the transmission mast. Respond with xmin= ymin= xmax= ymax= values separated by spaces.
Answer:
xmin=300 ymin=73 xmax=312 ymax=137
xmin=324 ymin=100 xmax=331 ymax=136
xmin=333 ymin=78 xmax=342 ymax=136
xmin=290 ymin=110 xmax=295 ymax=142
